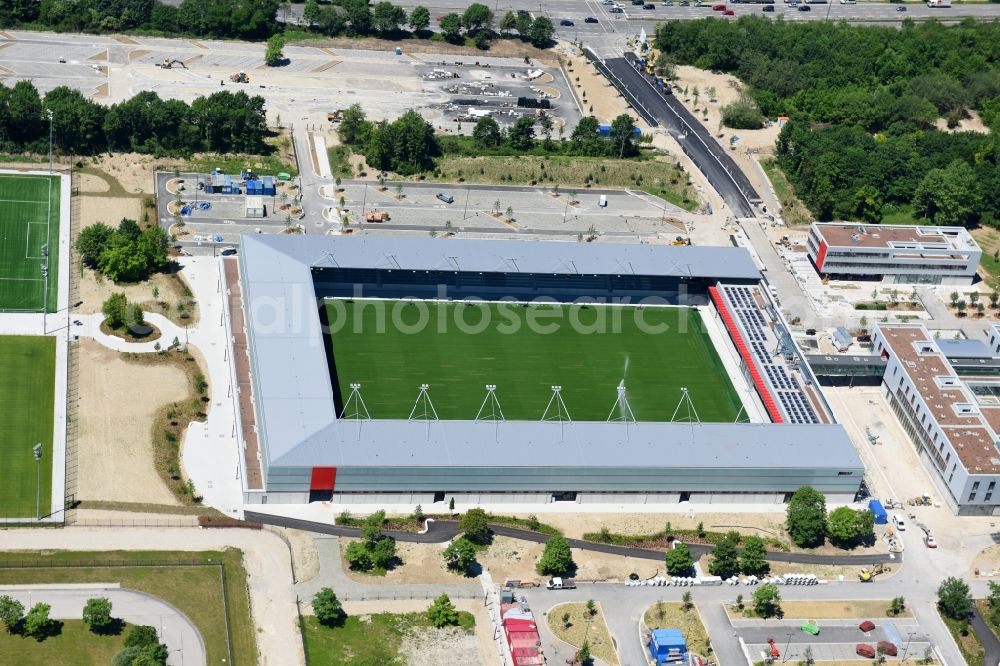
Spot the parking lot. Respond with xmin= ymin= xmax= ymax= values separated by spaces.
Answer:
xmin=0 ymin=30 xmax=579 ymax=132
xmin=739 ymin=618 xmax=931 ymax=662
xmin=320 ymin=180 xmax=687 ymax=240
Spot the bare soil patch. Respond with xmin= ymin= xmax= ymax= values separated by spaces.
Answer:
xmin=561 ymin=47 xmax=632 ymax=125
xmin=776 ymin=599 xmax=911 ymax=619
xmin=294 ymin=35 xmax=556 ymax=61
xmin=76 ymin=339 xmax=186 ymax=505
xmin=77 ymin=267 xmax=200 ymax=327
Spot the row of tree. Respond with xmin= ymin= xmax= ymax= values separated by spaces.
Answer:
xmin=300 ymin=1 xmax=554 ymax=49
xmin=0 ymin=82 xmax=270 ymax=157
xmin=786 ymin=486 xmax=875 ymax=549
xmin=465 ymin=113 xmax=641 ymax=158
xmin=654 ymin=17 xmax=1000 ymax=227
xmin=0 ymin=594 xmax=167 ymax=664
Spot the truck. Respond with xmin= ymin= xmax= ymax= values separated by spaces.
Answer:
xmin=927 ymin=0 xmax=950 ymax=6
xmin=546 ymin=577 xmax=576 ymax=590
xmin=364 ymin=210 xmax=390 ymax=223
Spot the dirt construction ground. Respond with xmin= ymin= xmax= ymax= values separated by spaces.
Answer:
xmin=75 ymin=339 xmax=187 ymax=505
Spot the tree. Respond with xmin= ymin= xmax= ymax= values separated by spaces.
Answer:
xmin=76 ymin=222 xmax=114 ymax=267
xmin=888 ymin=596 xmax=906 ymax=617
xmin=103 ymin=293 xmax=129 ymax=329
xmin=302 ymin=0 xmax=320 ymax=26
xmin=439 ymin=13 xmax=462 ymax=42
xmin=914 ymin=159 xmax=980 ymax=228
xmin=312 ymin=587 xmax=344 ymax=626
xmin=536 ymin=535 xmax=574 ymax=575
xmin=970 ymin=291 xmax=981 ymax=305
xmin=23 ymin=602 xmax=51 ymax=639
xmin=264 ymin=34 xmax=284 ymax=67
xmin=609 ymin=113 xmax=638 ymax=158
xmin=786 ymin=486 xmax=827 ymax=548
xmin=0 ymin=595 xmax=24 ymax=633
xmin=115 ymin=625 xmax=168 ymax=666
xmin=721 ymin=100 xmax=765 ymax=130
xmin=665 ymin=542 xmax=694 ymax=576
xmin=802 ymin=645 xmax=815 ymax=665
xmin=752 ymin=583 xmax=782 ymax=619
xmin=539 ymin=113 xmax=554 ymax=150
xmin=82 ymin=597 xmax=113 ymax=633
xmin=937 ymin=577 xmax=972 ymax=620
xmin=506 ymin=115 xmax=535 ymax=151
xmin=739 ymin=535 xmax=769 ymax=576
xmin=369 ymin=533 xmax=397 ymax=570
xmin=708 ymin=535 xmax=740 ymax=579
xmin=443 ymin=536 xmax=477 ymax=572
xmin=427 ymin=594 xmax=459 ymax=627
xmin=408 ymin=5 xmax=430 ymax=33
xmin=827 ymin=507 xmax=874 ymax=549
xmin=957 ymin=300 xmax=967 ymax=317
xmin=344 ymin=540 xmax=373 ymax=571
xmin=950 ymin=291 xmax=960 ymax=306
xmin=338 ymin=104 xmax=370 ymax=145
xmin=460 ymin=508 xmax=490 ymax=544
xmin=991 ymin=291 xmax=999 ymax=308
xmin=462 ymin=3 xmax=493 ymax=33
xmin=578 ymin=640 xmax=592 ymax=665
xmin=472 ymin=115 xmax=503 ymax=148
xmin=514 ymin=10 xmax=531 ymax=37
xmin=854 ymin=185 xmax=884 ymax=225
xmin=585 ymin=598 xmax=597 ymax=616
xmin=561 ymin=610 xmax=571 ymax=628
xmin=528 ymin=16 xmax=554 ymax=48
xmin=372 ymin=2 xmax=406 ymax=35
xmin=681 ymin=591 xmax=693 ymax=611
xmin=500 ymin=10 xmax=517 ymax=34
xmin=988 ymin=582 xmax=1000 ymax=627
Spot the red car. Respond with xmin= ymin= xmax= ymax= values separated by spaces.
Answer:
xmin=856 ymin=644 xmax=876 ymax=659
xmin=877 ymin=641 xmax=898 ymax=657
xmin=436 ymin=14 xmax=445 ymax=21
xmin=722 ymin=9 xmax=735 ymax=14
xmin=858 ymin=620 xmax=875 ymax=633
xmin=712 ymin=3 xmax=726 ymax=9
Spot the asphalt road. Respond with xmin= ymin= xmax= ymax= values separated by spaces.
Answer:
xmin=599 ymin=53 xmax=759 ymax=217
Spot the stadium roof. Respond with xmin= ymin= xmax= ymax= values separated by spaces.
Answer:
xmin=233 ymin=235 xmax=865 ymax=472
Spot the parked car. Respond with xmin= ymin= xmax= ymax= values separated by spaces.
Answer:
xmin=712 ymin=3 xmax=726 ymax=9
xmin=877 ymin=641 xmax=898 ymax=657
xmin=436 ymin=192 xmax=455 ymax=203
xmin=609 ymin=5 xmax=624 ymax=11
xmin=892 ymin=514 xmax=906 ymax=531
xmin=559 ymin=18 xmax=574 ymax=25
xmin=762 ymin=5 xmax=775 ymax=10
xmin=723 ymin=8 xmax=735 ymax=14
xmin=896 ymin=4 xmax=907 ymax=8
xmin=643 ymin=3 xmax=655 ymax=7
xmin=585 ymin=16 xmax=599 ymax=22
xmin=801 ymin=623 xmax=820 ymax=636
xmin=924 ymin=534 xmax=938 ymax=548
xmin=858 ymin=620 xmax=875 ymax=633
xmin=856 ymin=644 xmax=876 ymax=659
xmin=661 ymin=1 xmax=674 ymax=5
xmin=798 ymin=4 xmax=811 ymax=9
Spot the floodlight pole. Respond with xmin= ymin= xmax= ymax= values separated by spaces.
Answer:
xmin=542 ymin=385 xmax=571 ymax=442
xmin=46 ymin=109 xmax=54 ymax=174
xmin=33 ymin=442 xmax=43 ymax=520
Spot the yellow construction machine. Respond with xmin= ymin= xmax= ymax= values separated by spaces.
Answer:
xmin=158 ymin=58 xmax=186 ymax=69
xmin=859 ymin=563 xmax=889 ymax=582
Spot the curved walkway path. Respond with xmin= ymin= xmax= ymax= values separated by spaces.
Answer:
xmin=73 ymin=312 xmax=185 ymax=353
xmin=0 ymin=584 xmax=204 ymax=666
xmin=244 ymin=511 xmax=899 ymax=566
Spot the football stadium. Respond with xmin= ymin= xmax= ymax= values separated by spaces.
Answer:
xmin=226 ymin=235 xmax=863 ymax=508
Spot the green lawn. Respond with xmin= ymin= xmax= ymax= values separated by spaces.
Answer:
xmin=0 ymin=335 xmax=55 ymax=518
xmin=302 ymin=611 xmax=475 ymax=666
xmin=0 ymin=174 xmax=61 ymax=312
xmin=0 ymin=550 xmax=257 ymax=666
xmin=326 ymin=301 xmax=742 ymax=422
xmin=0 ymin=619 xmax=128 ymax=665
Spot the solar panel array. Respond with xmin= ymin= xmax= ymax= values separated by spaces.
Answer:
xmin=720 ymin=285 xmax=820 ymax=424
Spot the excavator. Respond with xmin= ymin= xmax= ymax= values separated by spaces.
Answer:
xmin=157 ymin=58 xmax=187 ymax=69
xmin=859 ymin=562 xmax=890 ymax=582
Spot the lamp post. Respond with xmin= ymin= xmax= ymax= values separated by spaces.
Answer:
xmin=46 ymin=109 xmax=54 ymax=173
xmin=33 ymin=443 xmax=43 ymax=520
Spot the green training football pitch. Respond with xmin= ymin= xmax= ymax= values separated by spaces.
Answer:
xmin=0 ymin=336 xmax=55 ymax=518
xmin=0 ymin=174 xmax=61 ymax=312
xmin=326 ymin=300 xmax=743 ymax=422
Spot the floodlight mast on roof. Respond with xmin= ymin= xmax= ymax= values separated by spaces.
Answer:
xmin=476 ymin=384 xmax=505 ymax=443
xmin=607 ymin=382 xmax=637 ymax=438
xmin=409 ymin=383 xmax=439 ymax=440
xmin=340 ymin=382 xmax=371 ymax=440
xmin=541 ymin=385 xmax=572 ymax=442
xmin=670 ymin=387 xmax=701 ymax=424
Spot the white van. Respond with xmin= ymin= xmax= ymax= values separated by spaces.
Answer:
xmin=892 ymin=514 xmax=906 ymax=531
xmin=599 ymin=194 xmax=608 ymax=208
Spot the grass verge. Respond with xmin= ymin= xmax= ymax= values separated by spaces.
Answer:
xmin=301 ymin=611 xmax=474 ymax=665
xmin=776 ymin=600 xmax=912 ymax=619
xmin=0 ymin=549 xmax=256 ymax=666
xmin=584 ymin=527 xmax=787 ymax=551
xmin=428 ymin=155 xmax=697 ymax=210
xmin=548 ymin=601 xmax=619 ymax=666
xmin=941 ymin=612 xmax=984 ymax=666
xmin=643 ymin=601 xmax=711 ymax=658
xmin=0 ymin=619 xmax=128 ymax=665
xmin=327 ymin=145 xmax=355 ymax=178
xmin=760 ymin=158 xmax=813 ymax=227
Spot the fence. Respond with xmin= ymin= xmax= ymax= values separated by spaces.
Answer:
xmin=68 ymin=516 xmax=201 ymax=528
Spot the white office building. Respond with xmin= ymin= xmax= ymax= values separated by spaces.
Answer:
xmin=807 ymin=223 xmax=980 ymax=285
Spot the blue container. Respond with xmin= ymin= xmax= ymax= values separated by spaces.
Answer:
xmin=262 ymin=177 xmax=275 ymax=196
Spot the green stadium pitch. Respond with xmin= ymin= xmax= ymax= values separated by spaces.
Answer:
xmin=0 ymin=174 xmax=60 ymax=312
xmin=326 ymin=300 xmax=744 ymax=423
xmin=0 ymin=336 xmax=55 ymax=518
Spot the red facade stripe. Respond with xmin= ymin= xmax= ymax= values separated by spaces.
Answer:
xmin=310 ymin=467 xmax=337 ymax=490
